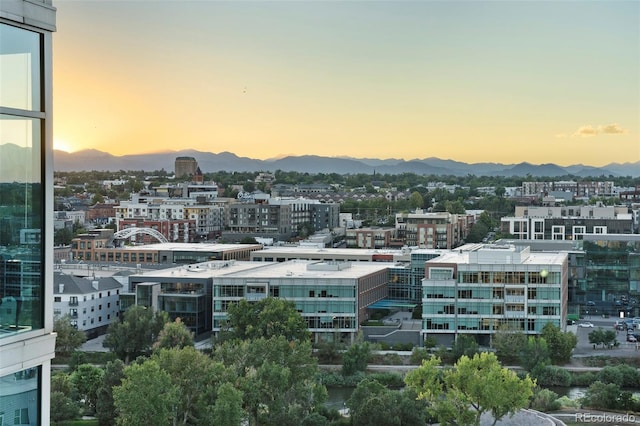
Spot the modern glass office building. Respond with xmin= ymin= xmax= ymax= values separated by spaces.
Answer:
xmin=421 ymin=244 xmax=568 ymax=347
xmin=0 ymin=1 xmax=57 ymax=424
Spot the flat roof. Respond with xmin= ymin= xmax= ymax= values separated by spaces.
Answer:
xmin=114 ymin=243 xmax=263 ymax=252
xmin=252 ymin=247 xmax=403 ymax=256
xmin=132 ymin=259 xmax=390 ymax=281
xmin=427 ymin=249 xmax=567 ymax=266
xmin=223 ymin=259 xmax=391 ymax=280
xmin=130 ymin=260 xmax=267 ymax=280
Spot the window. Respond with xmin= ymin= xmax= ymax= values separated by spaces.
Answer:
xmin=54 ymin=297 xmax=61 ymax=302
xmin=0 ymin=24 xmax=43 ymax=336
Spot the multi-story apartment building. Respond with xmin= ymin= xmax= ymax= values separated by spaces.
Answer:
xmin=0 ymin=2 xmax=57 ymax=422
xmin=53 ymin=273 xmax=123 ymax=338
xmin=501 ymin=204 xmax=633 ymax=240
xmin=345 ymin=227 xmax=395 ymax=249
xmin=521 ymin=181 xmax=615 ymax=198
xmin=421 ymin=244 xmax=568 ymax=347
xmin=394 ymin=210 xmax=468 ymax=249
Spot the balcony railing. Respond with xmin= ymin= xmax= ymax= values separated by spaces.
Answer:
xmin=69 ymin=300 xmax=79 ymax=306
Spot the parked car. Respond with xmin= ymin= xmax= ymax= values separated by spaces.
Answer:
xmin=627 ymin=335 xmax=637 ymax=343
xmin=614 ymin=321 xmax=625 ymax=331
xmin=578 ymin=322 xmax=594 ymax=328
xmin=587 ymin=301 xmax=596 ymax=306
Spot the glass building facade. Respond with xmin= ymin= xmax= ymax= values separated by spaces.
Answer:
xmin=0 ymin=2 xmax=57 ymax=424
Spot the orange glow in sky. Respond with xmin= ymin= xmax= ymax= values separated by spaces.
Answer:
xmin=52 ymin=1 xmax=639 ymax=167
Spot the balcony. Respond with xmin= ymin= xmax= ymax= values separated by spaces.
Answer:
xmin=69 ymin=300 xmax=79 ymax=306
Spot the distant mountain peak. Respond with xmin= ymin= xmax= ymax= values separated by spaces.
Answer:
xmin=46 ymin=147 xmax=640 ymax=177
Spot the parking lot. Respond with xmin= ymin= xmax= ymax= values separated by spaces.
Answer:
xmin=571 ymin=317 xmax=640 ymax=357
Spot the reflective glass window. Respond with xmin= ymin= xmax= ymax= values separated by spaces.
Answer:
xmin=0 ymin=24 xmax=41 ymax=111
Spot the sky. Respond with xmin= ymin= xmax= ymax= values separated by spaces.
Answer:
xmin=52 ymin=0 xmax=640 ymax=166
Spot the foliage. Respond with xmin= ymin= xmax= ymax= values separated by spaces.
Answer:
xmin=347 ymin=379 xmax=427 ymax=426
xmin=492 ymin=324 xmax=526 ymax=364
xmin=102 ymin=305 xmax=169 ymax=363
xmin=152 ymin=317 xmax=194 ymax=351
xmin=54 ymin=315 xmax=87 ymax=357
xmin=70 ymin=364 xmax=104 ymax=415
xmin=531 ymin=365 xmax=571 ymax=387
xmin=588 ymin=328 xmax=618 ymax=349
xmin=213 ymin=335 xmax=324 ymax=425
xmin=51 ymin=391 xmax=82 ymax=423
xmin=597 ymin=366 xmax=624 ymax=387
xmin=211 ymin=382 xmax=244 ymax=426
xmin=582 ymin=381 xmax=639 ymax=411
xmin=318 ymin=371 xmax=366 ymax=387
xmin=405 ymin=353 xmax=535 ymax=426
xmin=342 ymin=342 xmax=371 ymax=376
xmin=451 ymin=334 xmax=479 ymax=362
xmin=221 ymin=297 xmax=311 ymax=343
xmin=366 ymin=372 xmax=405 ymax=388
xmin=519 ymin=336 xmax=550 ymax=372
xmin=113 ymin=360 xmax=179 ymax=425
xmin=95 ymin=359 xmax=125 ymax=426
xmin=153 ymin=346 xmax=231 ymax=425
xmin=569 ymin=371 xmax=597 ymax=387
xmin=410 ymin=347 xmax=431 ymax=365
xmin=529 ymin=388 xmax=561 ymax=412
xmin=314 ymin=341 xmax=342 ymax=364
xmin=540 ymin=322 xmax=577 ymax=364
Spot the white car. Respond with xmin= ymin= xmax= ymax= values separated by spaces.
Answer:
xmin=578 ymin=322 xmax=595 ymax=328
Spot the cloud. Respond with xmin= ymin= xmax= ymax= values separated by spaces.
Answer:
xmin=569 ymin=123 xmax=629 ymax=138
xmin=599 ymin=123 xmax=627 ymax=134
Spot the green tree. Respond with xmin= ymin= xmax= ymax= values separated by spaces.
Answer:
xmin=154 ymin=346 xmax=231 ymax=425
xmin=153 ymin=317 xmax=194 ymax=351
xmin=541 ymin=322 xmax=577 ymax=364
xmin=51 ymin=391 xmax=82 ymax=423
xmin=212 ymin=382 xmax=245 ymax=426
xmin=348 ymin=379 xmax=400 ymax=426
xmin=451 ymin=334 xmax=479 ymax=361
xmin=70 ymin=364 xmax=104 ymax=415
xmin=520 ymin=336 xmax=550 ymax=372
xmin=342 ymin=342 xmax=371 ymax=376
xmin=213 ymin=336 xmax=324 ymax=426
xmin=54 ymin=315 xmax=87 ymax=357
xmin=582 ymin=381 xmax=635 ymax=411
xmin=113 ymin=360 xmax=179 ymax=425
xmin=103 ymin=305 xmax=169 ymax=363
xmin=222 ymin=297 xmax=311 ymax=342
xmin=492 ymin=324 xmax=526 ymax=364
xmin=95 ymin=359 xmax=125 ymax=426
xmin=409 ymin=191 xmax=424 ymax=210
xmin=405 ymin=353 xmax=535 ymax=426
xmin=588 ymin=328 xmax=617 ymax=349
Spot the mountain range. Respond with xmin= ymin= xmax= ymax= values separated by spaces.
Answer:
xmin=3 ymin=144 xmax=639 ymax=177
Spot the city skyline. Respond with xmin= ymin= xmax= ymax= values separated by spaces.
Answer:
xmin=52 ymin=0 xmax=639 ymax=167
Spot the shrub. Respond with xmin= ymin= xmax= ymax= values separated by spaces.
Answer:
xmin=569 ymin=371 xmax=596 ymax=386
xmin=597 ymin=366 xmax=624 ymax=387
xmin=380 ymin=353 xmax=403 ymax=365
xmin=410 ymin=347 xmax=430 ymax=365
xmin=529 ymin=388 xmax=561 ymax=412
xmin=367 ymin=372 xmax=405 ymax=388
xmin=531 ymin=365 xmax=571 ymax=387
xmin=615 ymin=364 xmax=640 ymax=388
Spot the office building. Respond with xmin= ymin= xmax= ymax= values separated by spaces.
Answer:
xmin=0 ymin=1 xmax=57 ymax=423
xmin=421 ymin=244 xmax=568 ymax=346
xmin=174 ymin=156 xmax=198 ymax=178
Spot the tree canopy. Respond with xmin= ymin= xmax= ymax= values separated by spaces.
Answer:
xmin=222 ymin=297 xmax=311 ymax=342
xmin=405 ymin=353 xmax=535 ymax=426
xmin=103 ymin=305 xmax=169 ymax=363
xmin=54 ymin=315 xmax=87 ymax=357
